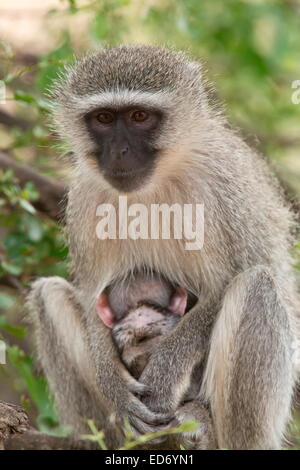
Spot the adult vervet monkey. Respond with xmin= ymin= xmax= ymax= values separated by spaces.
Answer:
xmin=28 ymin=45 xmax=299 ymax=450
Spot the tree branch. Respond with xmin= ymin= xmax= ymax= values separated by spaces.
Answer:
xmin=4 ymin=429 xmax=93 ymax=451
xmin=0 ymin=110 xmax=30 ymax=132
xmin=0 ymin=401 xmax=92 ymax=450
xmin=0 ymin=151 xmax=67 ymax=222
xmin=0 ymin=274 xmax=25 ymax=295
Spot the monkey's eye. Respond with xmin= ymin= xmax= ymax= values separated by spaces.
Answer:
xmin=131 ymin=110 xmax=149 ymax=122
xmin=96 ymin=111 xmax=114 ymax=124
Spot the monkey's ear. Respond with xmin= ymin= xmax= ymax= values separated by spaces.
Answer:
xmin=96 ymin=292 xmax=116 ymax=328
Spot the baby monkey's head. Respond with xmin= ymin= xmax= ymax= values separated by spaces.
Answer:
xmin=96 ymin=275 xmax=187 ymax=378
xmin=113 ymin=303 xmax=183 ymax=379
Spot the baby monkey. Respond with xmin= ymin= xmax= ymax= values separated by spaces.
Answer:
xmin=96 ymin=274 xmax=216 ymax=449
xmin=97 ymin=275 xmax=187 ymax=378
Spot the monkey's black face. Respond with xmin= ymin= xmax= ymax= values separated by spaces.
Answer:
xmin=85 ymin=107 xmax=163 ymax=192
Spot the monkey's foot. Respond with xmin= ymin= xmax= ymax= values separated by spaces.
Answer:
xmin=0 ymin=401 xmax=29 ymax=443
xmin=175 ymin=401 xmax=216 ymax=450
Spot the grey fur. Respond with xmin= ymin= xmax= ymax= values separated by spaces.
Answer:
xmin=28 ymin=45 xmax=299 ymax=449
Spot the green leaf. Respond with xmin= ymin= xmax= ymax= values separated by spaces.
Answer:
xmin=0 ymin=169 xmax=14 ymax=182
xmin=19 ymin=199 xmax=36 ymax=214
xmin=21 ymin=182 xmax=40 ymax=202
xmin=1 ymin=261 xmax=22 ymax=276
xmin=21 ymin=216 xmax=44 ymax=242
xmin=0 ymin=316 xmax=26 ymax=339
xmin=14 ymin=90 xmax=37 ymax=104
xmin=8 ymin=345 xmax=59 ymax=433
xmin=0 ymin=293 xmax=16 ymax=310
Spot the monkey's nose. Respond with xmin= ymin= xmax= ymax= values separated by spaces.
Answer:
xmin=115 ymin=146 xmax=128 ymax=160
xmin=120 ymin=146 xmax=128 ymax=157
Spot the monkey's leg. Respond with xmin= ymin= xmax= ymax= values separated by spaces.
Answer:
xmin=201 ymin=266 xmax=296 ymax=450
xmin=28 ymin=277 xmax=172 ymax=445
xmin=28 ymin=277 xmax=122 ymax=447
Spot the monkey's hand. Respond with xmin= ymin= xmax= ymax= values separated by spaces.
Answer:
xmin=99 ymin=363 xmax=175 ymax=437
xmin=139 ymin=300 xmax=215 ymax=414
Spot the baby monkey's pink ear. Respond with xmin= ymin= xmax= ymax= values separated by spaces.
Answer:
xmin=168 ymin=286 xmax=188 ymax=316
xmin=96 ymin=292 xmax=116 ymax=328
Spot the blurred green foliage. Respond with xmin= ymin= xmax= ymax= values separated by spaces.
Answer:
xmin=0 ymin=0 xmax=299 ymax=446
xmin=0 ymin=169 xmax=67 ymax=281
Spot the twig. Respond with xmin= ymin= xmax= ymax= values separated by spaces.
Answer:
xmin=0 ymin=110 xmax=31 ymax=131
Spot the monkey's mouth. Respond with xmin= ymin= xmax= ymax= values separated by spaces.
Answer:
xmin=104 ymin=167 xmax=148 ymax=178
xmin=103 ymin=167 xmax=153 ymax=192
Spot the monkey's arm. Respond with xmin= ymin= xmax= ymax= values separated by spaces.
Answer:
xmin=139 ymin=297 xmax=217 ymax=413
xmin=28 ymin=277 xmax=172 ymax=445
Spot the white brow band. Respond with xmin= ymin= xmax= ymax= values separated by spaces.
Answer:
xmin=70 ymin=89 xmax=172 ymax=114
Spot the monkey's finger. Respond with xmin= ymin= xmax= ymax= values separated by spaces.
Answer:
xmin=128 ymin=415 xmax=170 ymax=443
xmin=128 ymin=396 xmax=173 ymax=425
xmin=129 ymin=381 xmax=152 ymax=397
xmin=122 ymin=370 xmax=153 ymax=396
